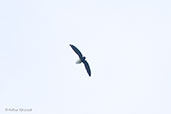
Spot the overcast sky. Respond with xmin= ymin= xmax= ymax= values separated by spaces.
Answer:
xmin=0 ymin=0 xmax=171 ymax=114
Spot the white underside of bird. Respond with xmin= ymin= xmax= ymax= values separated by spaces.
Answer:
xmin=76 ymin=59 xmax=82 ymax=64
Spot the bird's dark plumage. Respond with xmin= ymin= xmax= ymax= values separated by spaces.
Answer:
xmin=82 ymin=60 xmax=91 ymax=76
xmin=70 ymin=44 xmax=91 ymax=77
xmin=70 ymin=44 xmax=83 ymax=58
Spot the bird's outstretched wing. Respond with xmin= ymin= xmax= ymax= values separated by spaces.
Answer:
xmin=83 ymin=60 xmax=91 ymax=76
xmin=70 ymin=44 xmax=83 ymax=58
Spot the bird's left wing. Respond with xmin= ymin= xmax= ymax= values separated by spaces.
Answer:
xmin=83 ymin=60 xmax=91 ymax=76
xmin=70 ymin=44 xmax=83 ymax=58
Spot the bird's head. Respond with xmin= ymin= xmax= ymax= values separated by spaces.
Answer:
xmin=83 ymin=57 xmax=86 ymax=60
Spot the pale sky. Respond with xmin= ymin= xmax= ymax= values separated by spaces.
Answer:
xmin=0 ymin=0 xmax=171 ymax=114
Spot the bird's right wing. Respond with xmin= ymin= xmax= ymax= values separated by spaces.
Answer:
xmin=83 ymin=60 xmax=91 ymax=76
xmin=70 ymin=44 xmax=83 ymax=58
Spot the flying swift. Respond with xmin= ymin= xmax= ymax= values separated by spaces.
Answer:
xmin=70 ymin=44 xmax=91 ymax=77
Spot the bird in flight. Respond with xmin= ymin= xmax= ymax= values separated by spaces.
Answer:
xmin=70 ymin=44 xmax=91 ymax=77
